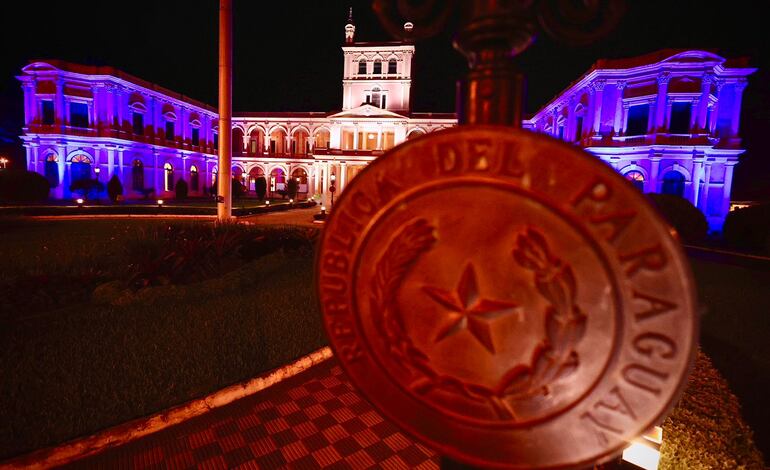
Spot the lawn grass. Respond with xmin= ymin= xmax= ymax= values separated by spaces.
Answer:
xmin=0 ymin=218 xmax=326 ymax=460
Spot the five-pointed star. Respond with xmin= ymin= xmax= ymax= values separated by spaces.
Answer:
xmin=422 ymin=264 xmax=518 ymax=354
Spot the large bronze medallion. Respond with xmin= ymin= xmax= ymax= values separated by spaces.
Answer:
xmin=317 ymin=126 xmax=697 ymax=469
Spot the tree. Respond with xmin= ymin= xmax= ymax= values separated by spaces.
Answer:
xmin=232 ymin=178 xmax=245 ymax=199
xmin=0 ymin=170 xmax=50 ymax=202
xmin=255 ymin=176 xmax=267 ymax=200
xmin=646 ymin=193 xmax=708 ymax=244
xmin=287 ymin=178 xmax=298 ymax=200
xmin=107 ymin=175 xmax=123 ymax=203
xmin=175 ymin=178 xmax=189 ymax=199
xmin=70 ymin=178 xmax=105 ymax=199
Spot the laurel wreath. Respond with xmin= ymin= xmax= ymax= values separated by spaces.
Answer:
xmin=370 ymin=219 xmax=587 ymax=421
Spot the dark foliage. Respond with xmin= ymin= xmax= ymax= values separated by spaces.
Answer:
xmin=107 ymin=175 xmax=123 ymax=203
xmin=0 ymin=169 xmax=50 ymax=202
xmin=70 ymin=178 xmax=105 ymax=199
xmin=255 ymin=176 xmax=267 ymax=200
xmin=287 ymin=178 xmax=298 ymax=200
xmin=723 ymin=204 xmax=770 ymax=255
xmin=232 ymin=178 xmax=245 ymax=199
xmin=647 ymin=193 xmax=709 ymax=244
xmin=175 ymin=178 xmax=188 ymax=200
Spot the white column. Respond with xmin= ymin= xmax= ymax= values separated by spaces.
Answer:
xmin=352 ymin=126 xmax=359 ymax=150
xmin=696 ymin=75 xmax=712 ymax=132
xmin=322 ymin=162 xmax=330 ymax=205
xmin=649 ymin=157 xmax=661 ymax=193
xmin=107 ymin=148 xmax=115 ymax=179
xmin=117 ymin=148 xmax=125 ymax=187
xmin=340 ymin=162 xmax=347 ymax=191
xmin=729 ymin=81 xmax=748 ymax=138
xmin=720 ymin=163 xmax=736 ymax=217
xmin=57 ymin=145 xmax=66 ymax=190
xmin=154 ymin=151 xmax=160 ymax=195
xmin=710 ymin=81 xmax=724 ymax=135
xmin=25 ymin=145 xmax=33 ymax=172
xmin=701 ymin=163 xmax=712 ymax=212
xmin=591 ymin=81 xmax=605 ymax=135
xmin=654 ymin=73 xmax=670 ymax=131
xmin=376 ymin=127 xmax=383 ymax=150
xmin=612 ymin=81 xmax=626 ymax=135
xmin=55 ymin=80 xmax=65 ymax=125
xmin=692 ymin=159 xmax=703 ymax=208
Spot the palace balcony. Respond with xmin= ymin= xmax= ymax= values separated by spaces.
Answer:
xmin=580 ymin=132 xmax=729 ymax=149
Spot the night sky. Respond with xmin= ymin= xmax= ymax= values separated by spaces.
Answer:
xmin=0 ymin=1 xmax=767 ymax=198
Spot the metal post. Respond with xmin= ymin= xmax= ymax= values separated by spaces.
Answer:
xmin=217 ymin=0 xmax=233 ymax=220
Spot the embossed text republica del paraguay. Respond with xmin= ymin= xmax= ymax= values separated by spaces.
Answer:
xmin=317 ymin=126 xmax=697 ymax=469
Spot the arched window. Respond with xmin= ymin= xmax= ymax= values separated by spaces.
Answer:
xmin=44 ymin=153 xmax=59 ymax=187
xmin=662 ymin=171 xmax=685 ymax=197
xmin=248 ymin=166 xmax=265 ymax=192
xmin=70 ymin=154 xmax=92 ymax=183
xmin=624 ymin=170 xmax=645 ymax=192
xmin=270 ymin=168 xmax=285 ymax=194
xmin=132 ymin=159 xmax=144 ymax=190
xmin=574 ymin=104 xmax=584 ymax=141
xmin=371 ymin=87 xmax=381 ymax=108
xmin=232 ymin=166 xmax=244 ymax=185
xmin=164 ymin=163 xmax=174 ymax=192
xmin=211 ymin=167 xmax=218 ymax=187
xmin=190 ymin=165 xmax=199 ymax=191
xmin=373 ymin=60 xmax=382 ymax=74
xmin=358 ymin=59 xmax=367 ymax=75
xmin=388 ymin=58 xmax=397 ymax=74
xmin=291 ymin=168 xmax=308 ymax=197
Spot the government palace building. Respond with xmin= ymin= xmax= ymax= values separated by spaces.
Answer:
xmin=17 ymin=15 xmax=755 ymax=231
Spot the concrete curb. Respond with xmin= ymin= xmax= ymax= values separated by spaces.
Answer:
xmin=0 ymin=347 xmax=333 ymax=470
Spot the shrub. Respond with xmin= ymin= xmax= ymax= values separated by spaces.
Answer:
xmin=232 ymin=178 xmax=245 ymax=199
xmin=175 ymin=178 xmax=189 ymax=200
xmin=107 ymin=175 xmax=123 ymax=203
xmin=0 ymin=169 xmax=50 ymax=202
xmin=723 ymin=203 xmax=770 ymax=255
xmin=646 ymin=193 xmax=708 ymax=244
xmin=287 ymin=178 xmax=298 ymax=200
xmin=255 ymin=176 xmax=267 ymax=200
xmin=70 ymin=178 xmax=105 ymax=199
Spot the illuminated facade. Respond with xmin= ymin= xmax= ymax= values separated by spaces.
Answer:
xmin=526 ymin=50 xmax=756 ymax=230
xmin=17 ymin=16 xmax=755 ymax=230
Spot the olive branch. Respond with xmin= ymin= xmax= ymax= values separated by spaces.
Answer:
xmin=370 ymin=221 xmax=586 ymax=421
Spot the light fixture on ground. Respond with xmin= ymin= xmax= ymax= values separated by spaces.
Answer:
xmin=622 ymin=426 xmax=663 ymax=470
xmin=157 ymin=199 xmax=164 ymax=208
xmin=76 ymin=198 xmax=84 ymax=207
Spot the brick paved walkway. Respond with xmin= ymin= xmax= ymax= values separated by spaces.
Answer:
xmin=67 ymin=358 xmax=438 ymax=469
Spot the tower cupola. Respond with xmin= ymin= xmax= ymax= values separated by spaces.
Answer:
xmin=345 ymin=7 xmax=355 ymax=43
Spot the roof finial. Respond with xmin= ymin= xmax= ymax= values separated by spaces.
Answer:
xmin=345 ymin=7 xmax=356 ymax=43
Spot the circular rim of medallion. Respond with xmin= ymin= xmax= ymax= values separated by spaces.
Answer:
xmin=316 ymin=125 xmax=699 ymax=469
xmin=351 ymin=178 xmax=623 ymax=428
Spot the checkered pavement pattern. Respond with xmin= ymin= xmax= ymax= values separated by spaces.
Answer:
xmin=69 ymin=358 xmax=439 ymax=469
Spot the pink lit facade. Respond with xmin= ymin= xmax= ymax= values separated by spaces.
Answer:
xmin=18 ymin=21 xmax=755 ymax=231
xmin=525 ymin=50 xmax=756 ymax=231
xmin=18 ymin=61 xmax=219 ymax=200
